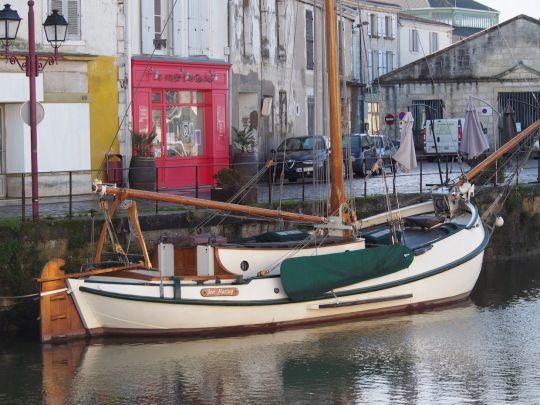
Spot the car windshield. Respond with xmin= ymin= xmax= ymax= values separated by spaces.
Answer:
xmin=342 ymin=136 xmax=372 ymax=150
xmin=277 ymin=137 xmax=324 ymax=152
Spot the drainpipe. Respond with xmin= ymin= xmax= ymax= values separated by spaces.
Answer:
xmin=124 ymin=0 xmax=133 ymax=171
xmin=228 ymin=0 xmax=233 ymax=162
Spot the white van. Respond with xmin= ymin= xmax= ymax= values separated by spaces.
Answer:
xmin=423 ymin=118 xmax=463 ymax=156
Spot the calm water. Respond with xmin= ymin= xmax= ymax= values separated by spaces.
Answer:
xmin=1 ymin=257 xmax=539 ymax=404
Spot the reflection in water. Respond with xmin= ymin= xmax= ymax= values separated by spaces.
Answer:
xmin=0 ymin=258 xmax=538 ymax=404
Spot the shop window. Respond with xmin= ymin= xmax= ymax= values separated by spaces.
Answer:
xmin=152 ymin=109 xmax=163 ymax=158
xmin=153 ymin=90 xmax=210 ymax=158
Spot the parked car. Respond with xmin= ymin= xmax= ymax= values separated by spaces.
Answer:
xmin=342 ymin=133 xmax=378 ymax=177
xmin=272 ymin=136 xmax=330 ymax=182
xmin=422 ymin=118 xmax=464 ymax=157
xmin=370 ymin=134 xmax=397 ymax=171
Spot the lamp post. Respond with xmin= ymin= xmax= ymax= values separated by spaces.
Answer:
xmin=0 ymin=2 xmax=67 ymax=220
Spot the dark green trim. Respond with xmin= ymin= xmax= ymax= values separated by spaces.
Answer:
xmin=79 ymin=224 xmax=490 ymax=306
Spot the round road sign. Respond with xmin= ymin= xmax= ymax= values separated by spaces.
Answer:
xmin=384 ymin=113 xmax=395 ymax=125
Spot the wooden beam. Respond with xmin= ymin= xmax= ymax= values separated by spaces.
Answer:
xmin=457 ymin=119 xmax=540 ymax=187
xmin=93 ymin=185 xmax=327 ymax=224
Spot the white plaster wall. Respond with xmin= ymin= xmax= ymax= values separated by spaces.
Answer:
xmin=0 ymin=73 xmax=43 ymax=102
xmin=399 ymin=20 xmax=453 ymax=67
xmin=5 ymin=104 xmax=27 ymax=173
xmin=5 ymin=103 xmax=90 ymax=173
xmin=7 ymin=0 xmax=118 ymax=56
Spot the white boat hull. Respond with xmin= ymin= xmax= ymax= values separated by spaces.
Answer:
xmin=63 ymin=203 xmax=488 ymax=338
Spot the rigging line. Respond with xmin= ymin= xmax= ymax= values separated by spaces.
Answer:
xmin=264 ymin=230 xmax=332 ymax=275
xmin=194 ymin=165 xmax=269 ymax=232
xmin=277 ymin=0 xmax=300 ymax=213
xmin=96 ymin=0 xmax=181 ymax=178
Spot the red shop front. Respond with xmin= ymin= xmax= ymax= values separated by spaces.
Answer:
xmin=131 ymin=59 xmax=230 ymax=189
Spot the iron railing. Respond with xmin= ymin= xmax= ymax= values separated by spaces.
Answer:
xmin=0 ymin=153 xmax=538 ymax=220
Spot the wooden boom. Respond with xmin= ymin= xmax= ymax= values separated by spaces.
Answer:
xmin=93 ymin=184 xmax=327 ymax=224
xmin=456 ymin=119 xmax=540 ymax=187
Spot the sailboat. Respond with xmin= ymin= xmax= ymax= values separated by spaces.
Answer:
xmin=39 ymin=0 xmax=540 ymax=342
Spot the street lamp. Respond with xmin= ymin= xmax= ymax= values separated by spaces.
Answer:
xmin=0 ymin=2 xmax=68 ymax=220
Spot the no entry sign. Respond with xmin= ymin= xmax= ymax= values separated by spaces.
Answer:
xmin=385 ymin=113 xmax=395 ymax=125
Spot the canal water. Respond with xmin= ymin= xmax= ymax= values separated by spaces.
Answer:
xmin=1 ymin=257 xmax=539 ymax=404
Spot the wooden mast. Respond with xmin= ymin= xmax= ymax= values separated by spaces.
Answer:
xmin=325 ymin=0 xmax=347 ymax=214
xmin=456 ymin=119 xmax=540 ymax=187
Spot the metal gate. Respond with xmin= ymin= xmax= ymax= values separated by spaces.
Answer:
xmin=497 ymin=92 xmax=540 ymax=131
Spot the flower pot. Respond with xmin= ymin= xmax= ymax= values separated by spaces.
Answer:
xmin=129 ymin=156 xmax=156 ymax=191
xmin=233 ymin=152 xmax=258 ymax=181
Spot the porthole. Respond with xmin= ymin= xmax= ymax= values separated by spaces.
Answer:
xmin=274 ymin=288 xmax=280 ymax=294
xmin=240 ymin=261 xmax=249 ymax=271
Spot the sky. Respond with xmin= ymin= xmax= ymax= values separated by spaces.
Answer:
xmin=479 ymin=0 xmax=539 ymax=22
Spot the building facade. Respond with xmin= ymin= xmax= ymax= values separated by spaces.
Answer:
xmin=377 ymin=15 xmax=540 ymax=149
xmin=229 ymin=0 xmax=356 ymax=160
xmin=392 ymin=0 xmax=499 ymax=41
xmin=119 ymin=0 xmax=230 ymax=189
xmin=0 ymin=0 xmax=118 ymax=198
xmin=398 ymin=13 xmax=453 ymax=67
xmin=352 ymin=0 xmax=400 ymax=135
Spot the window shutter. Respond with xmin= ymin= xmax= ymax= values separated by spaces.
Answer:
xmin=66 ymin=0 xmax=79 ymax=39
xmin=141 ymin=1 xmax=155 ymax=54
xmin=367 ymin=49 xmax=372 ymax=82
xmin=188 ymin=0 xmax=210 ymax=55
xmin=306 ymin=10 xmax=314 ymax=70
xmin=367 ymin=13 xmax=371 ymax=37
xmin=392 ymin=51 xmax=397 ymax=69
xmin=391 ymin=16 xmax=396 ymax=38
xmin=199 ymin=0 xmax=209 ymax=54
xmin=377 ymin=15 xmax=383 ymax=38
xmin=409 ymin=29 xmax=413 ymax=52
xmin=378 ymin=50 xmax=383 ymax=77
xmin=381 ymin=16 xmax=386 ymax=38
xmin=50 ymin=0 xmax=80 ymax=40
xmin=243 ymin=5 xmax=253 ymax=57
xmin=173 ymin=0 xmax=182 ymax=55
xmin=352 ymin=30 xmax=360 ymax=80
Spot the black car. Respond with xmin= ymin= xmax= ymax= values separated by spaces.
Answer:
xmin=342 ymin=133 xmax=378 ymax=177
xmin=273 ymin=136 xmax=330 ymax=182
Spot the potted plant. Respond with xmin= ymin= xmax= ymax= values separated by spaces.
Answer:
xmin=233 ymin=125 xmax=256 ymax=153
xmin=232 ymin=125 xmax=258 ymax=184
xmin=129 ymin=129 xmax=158 ymax=191
xmin=210 ymin=167 xmax=242 ymax=202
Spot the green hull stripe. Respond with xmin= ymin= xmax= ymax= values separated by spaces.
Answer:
xmin=79 ymin=224 xmax=490 ymax=306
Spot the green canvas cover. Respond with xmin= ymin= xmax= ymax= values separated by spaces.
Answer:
xmin=280 ymin=245 xmax=414 ymax=301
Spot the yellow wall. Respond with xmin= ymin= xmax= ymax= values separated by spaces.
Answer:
xmin=87 ymin=56 xmax=119 ymax=175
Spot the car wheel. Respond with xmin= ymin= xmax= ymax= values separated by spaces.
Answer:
xmin=357 ymin=160 xmax=367 ymax=177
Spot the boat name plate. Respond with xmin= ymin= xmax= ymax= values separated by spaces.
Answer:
xmin=200 ymin=287 xmax=239 ymax=297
